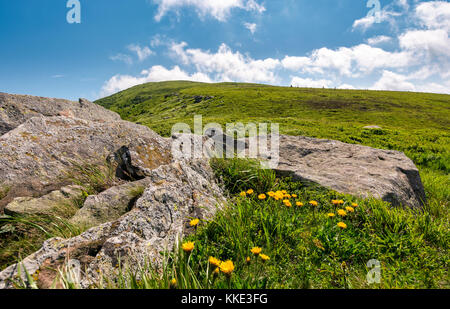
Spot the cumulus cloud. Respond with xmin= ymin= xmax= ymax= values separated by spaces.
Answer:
xmin=371 ymin=70 xmax=416 ymax=92
xmin=170 ymin=42 xmax=281 ymax=83
xmin=282 ymin=44 xmax=411 ymax=77
xmin=101 ymin=65 xmax=212 ymax=96
xmin=415 ymin=1 xmax=450 ymax=31
xmin=127 ymin=44 xmax=154 ymax=61
xmin=152 ymin=0 xmax=265 ymax=22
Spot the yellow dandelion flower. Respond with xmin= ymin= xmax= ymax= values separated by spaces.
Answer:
xmin=219 ymin=260 xmax=235 ymax=276
xmin=258 ymin=194 xmax=267 ymax=200
xmin=251 ymin=247 xmax=262 ymax=255
xmin=209 ymin=256 xmax=222 ymax=267
xmin=281 ymin=190 xmax=287 ymax=194
xmin=292 ymin=194 xmax=298 ymax=198
xmin=309 ymin=201 xmax=318 ymax=207
xmin=345 ymin=206 xmax=355 ymax=213
xmin=267 ymin=191 xmax=275 ymax=197
xmin=338 ymin=200 xmax=345 ymax=205
xmin=182 ymin=241 xmax=195 ymax=253
xmin=169 ymin=278 xmax=177 ymax=288
xmin=327 ymin=213 xmax=335 ymax=218
xmin=352 ymin=203 xmax=358 ymax=207
xmin=296 ymin=201 xmax=304 ymax=207
xmin=246 ymin=256 xmax=251 ymax=264
xmin=337 ymin=222 xmax=347 ymax=229
xmin=283 ymin=200 xmax=292 ymax=207
xmin=240 ymin=191 xmax=247 ymax=197
xmin=247 ymin=189 xmax=254 ymax=195
xmin=260 ymin=254 xmax=270 ymax=262
xmin=337 ymin=209 xmax=347 ymax=217
xmin=213 ymin=267 xmax=220 ymax=275
xmin=190 ymin=218 xmax=200 ymax=227
xmin=332 ymin=200 xmax=339 ymax=205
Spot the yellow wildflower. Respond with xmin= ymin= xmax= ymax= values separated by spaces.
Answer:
xmin=258 ymin=194 xmax=267 ymax=200
xmin=338 ymin=200 xmax=345 ymax=205
xmin=190 ymin=218 xmax=200 ymax=227
xmin=292 ymin=194 xmax=298 ymax=198
xmin=296 ymin=201 xmax=304 ymax=207
xmin=352 ymin=203 xmax=358 ymax=207
xmin=260 ymin=254 xmax=270 ymax=262
xmin=240 ymin=191 xmax=247 ymax=197
xmin=345 ymin=206 xmax=355 ymax=213
xmin=247 ymin=189 xmax=254 ymax=195
xmin=251 ymin=247 xmax=262 ymax=255
xmin=182 ymin=241 xmax=195 ymax=253
xmin=219 ymin=260 xmax=235 ymax=276
xmin=332 ymin=200 xmax=339 ymax=205
xmin=309 ymin=201 xmax=318 ymax=207
xmin=209 ymin=256 xmax=222 ymax=267
xmin=170 ymin=278 xmax=177 ymax=288
xmin=337 ymin=222 xmax=347 ymax=229
xmin=283 ymin=200 xmax=292 ymax=207
xmin=267 ymin=191 xmax=275 ymax=197
xmin=327 ymin=213 xmax=335 ymax=218
xmin=337 ymin=209 xmax=347 ymax=217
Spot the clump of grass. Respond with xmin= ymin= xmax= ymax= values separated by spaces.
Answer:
xmin=210 ymin=158 xmax=277 ymax=195
xmin=0 ymin=186 xmax=10 ymax=200
xmin=65 ymin=161 xmax=119 ymax=195
xmin=0 ymin=211 xmax=83 ymax=271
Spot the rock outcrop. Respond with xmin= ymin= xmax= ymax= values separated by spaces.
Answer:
xmin=247 ymin=135 xmax=426 ymax=208
xmin=0 ymin=115 xmax=172 ymax=210
xmin=0 ymin=94 xmax=121 ymax=136
xmin=4 ymin=185 xmax=84 ymax=216
xmin=0 ymin=159 xmax=223 ymax=289
xmin=69 ymin=178 xmax=152 ymax=229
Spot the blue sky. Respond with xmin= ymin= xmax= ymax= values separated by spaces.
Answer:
xmin=0 ymin=0 xmax=449 ymax=100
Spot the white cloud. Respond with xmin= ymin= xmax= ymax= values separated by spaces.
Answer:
xmin=170 ymin=42 xmax=281 ymax=83
xmin=152 ymin=0 xmax=265 ymax=22
xmin=101 ymin=65 xmax=212 ymax=96
xmin=290 ymin=77 xmax=334 ymax=88
xmin=244 ymin=22 xmax=257 ymax=34
xmin=352 ymin=10 xmax=400 ymax=31
xmin=282 ymin=44 xmax=412 ymax=77
xmin=415 ymin=1 xmax=450 ymax=31
xmin=371 ymin=70 xmax=416 ymax=92
xmin=127 ymin=44 xmax=154 ymax=61
xmin=367 ymin=35 xmax=392 ymax=45
xmin=109 ymin=53 xmax=133 ymax=65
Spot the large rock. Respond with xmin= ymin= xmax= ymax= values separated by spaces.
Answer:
xmin=249 ymin=135 xmax=426 ymax=208
xmin=0 ymin=93 xmax=121 ymax=136
xmin=0 ymin=115 xmax=172 ymax=211
xmin=0 ymin=160 xmax=224 ymax=289
xmin=4 ymin=185 xmax=84 ymax=216
xmin=70 ymin=178 xmax=152 ymax=229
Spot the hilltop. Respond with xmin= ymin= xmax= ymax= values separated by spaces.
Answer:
xmin=96 ymin=81 xmax=450 ymax=174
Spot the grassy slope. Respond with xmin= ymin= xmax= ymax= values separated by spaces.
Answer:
xmin=93 ymin=81 xmax=450 ymax=289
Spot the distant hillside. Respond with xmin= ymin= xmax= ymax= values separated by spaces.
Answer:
xmin=96 ymin=81 xmax=450 ymax=174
